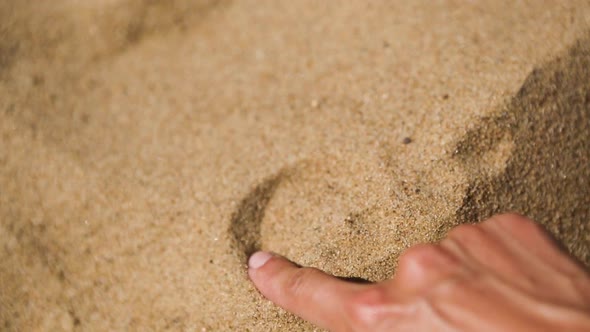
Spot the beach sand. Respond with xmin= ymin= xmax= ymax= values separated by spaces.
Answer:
xmin=1 ymin=1 xmax=589 ymax=330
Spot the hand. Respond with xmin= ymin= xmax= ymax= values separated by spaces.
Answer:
xmin=248 ymin=214 xmax=590 ymax=331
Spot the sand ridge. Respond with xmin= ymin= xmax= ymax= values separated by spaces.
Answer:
xmin=1 ymin=1 xmax=590 ymax=330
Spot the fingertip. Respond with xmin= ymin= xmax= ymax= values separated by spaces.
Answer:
xmin=248 ymin=251 xmax=274 ymax=269
xmin=248 ymin=252 xmax=292 ymax=299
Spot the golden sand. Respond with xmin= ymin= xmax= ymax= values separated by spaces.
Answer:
xmin=1 ymin=1 xmax=589 ymax=330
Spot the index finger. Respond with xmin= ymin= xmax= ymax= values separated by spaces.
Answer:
xmin=248 ymin=251 xmax=366 ymax=330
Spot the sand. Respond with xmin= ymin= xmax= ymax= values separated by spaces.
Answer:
xmin=1 ymin=1 xmax=589 ymax=330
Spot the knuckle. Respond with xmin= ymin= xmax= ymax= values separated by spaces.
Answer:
xmin=346 ymin=287 xmax=393 ymax=327
xmin=398 ymin=243 xmax=445 ymax=272
xmin=284 ymin=267 xmax=320 ymax=298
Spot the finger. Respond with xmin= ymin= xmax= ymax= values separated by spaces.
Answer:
xmin=248 ymin=251 xmax=365 ymax=330
xmin=482 ymin=213 xmax=586 ymax=275
xmin=442 ymin=223 xmax=527 ymax=278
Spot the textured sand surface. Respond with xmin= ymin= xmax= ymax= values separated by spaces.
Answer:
xmin=1 ymin=1 xmax=590 ymax=330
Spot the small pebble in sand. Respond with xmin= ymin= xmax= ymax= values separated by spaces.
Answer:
xmin=402 ymin=137 xmax=412 ymax=144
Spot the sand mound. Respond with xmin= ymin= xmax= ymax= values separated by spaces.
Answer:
xmin=455 ymin=37 xmax=590 ymax=262
xmin=1 ymin=1 xmax=589 ymax=330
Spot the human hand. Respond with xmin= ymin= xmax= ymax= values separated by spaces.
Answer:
xmin=248 ymin=214 xmax=590 ymax=331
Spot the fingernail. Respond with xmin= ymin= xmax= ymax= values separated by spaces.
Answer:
xmin=248 ymin=251 xmax=273 ymax=269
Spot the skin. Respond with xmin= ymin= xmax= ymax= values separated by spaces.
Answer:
xmin=248 ymin=213 xmax=590 ymax=331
